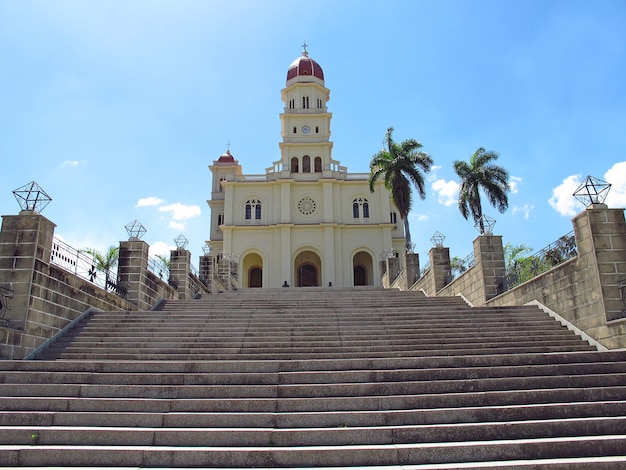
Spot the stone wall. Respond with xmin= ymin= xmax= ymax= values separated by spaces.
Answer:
xmin=487 ymin=206 xmax=626 ymax=349
xmin=406 ymin=205 xmax=626 ymax=349
xmin=117 ymin=240 xmax=179 ymax=310
xmin=0 ymin=212 xmax=140 ymax=359
xmin=0 ymin=260 xmax=137 ymax=359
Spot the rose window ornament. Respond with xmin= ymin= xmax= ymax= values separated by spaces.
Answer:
xmin=297 ymin=196 xmax=317 ymax=216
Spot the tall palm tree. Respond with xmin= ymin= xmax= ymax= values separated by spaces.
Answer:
xmin=453 ymin=147 xmax=510 ymax=234
xmin=369 ymin=127 xmax=433 ymax=252
xmin=81 ymin=246 xmax=119 ymax=291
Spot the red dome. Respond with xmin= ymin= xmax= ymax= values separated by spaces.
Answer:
xmin=287 ymin=51 xmax=324 ymax=82
xmin=217 ymin=149 xmax=235 ymax=163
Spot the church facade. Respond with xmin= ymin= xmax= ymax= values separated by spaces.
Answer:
xmin=207 ymin=48 xmax=407 ymax=288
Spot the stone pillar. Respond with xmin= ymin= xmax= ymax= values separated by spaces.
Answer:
xmin=573 ymin=204 xmax=626 ymax=322
xmin=199 ymin=254 xmax=215 ymax=293
xmin=473 ymin=234 xmax=505 ymax=303
xmin=0 ymin=211 xmax=56 ymax=330
xmin=430 ymin=246 xmax=451 ymax=293
xmin=118 ymin=239 xmax=151 ymax=310
xmin=217 ymin=255 xmax=238 ymax=290
xmin=169 ymin=249 xmax=192 ymax=299
xmin=403 ymin=253 xmax=420 ymax=289
xmin=385 ymin=255 xmax=400 ymax=287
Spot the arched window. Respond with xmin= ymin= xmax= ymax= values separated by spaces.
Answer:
xmin=352 ymin=197 xmax=370 ymax=220
xmin=291 ymin=157 xmax=299 ymax=173
xmin=302 ymin=96 xmax=309 ymax=109
xmin=314 ymin=157 xmax=322 ymax=172
xmin=288 ymin=98 xmax=295 ymax=109
xmin=217 ymin=213 xmax=224 ymax=231
xmin=303 ymin=155 xmax=311 ymax=173
xmin=245 ymin=199 xmax=262 ymax=221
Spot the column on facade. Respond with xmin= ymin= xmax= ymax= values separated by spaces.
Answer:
xmin=280 ymin=225 xmax=292 ymax=286
xmin=322 ymin=181 xmax=334 ymax=223
xmin=280 ymin=181 xmax=291 ymax=224
xmin=322 ymin=225 xmax=336 ymax=286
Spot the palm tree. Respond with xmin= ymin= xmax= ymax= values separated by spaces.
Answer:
xmin=453 ymin=147 xmax=510 ymax=234
xmin=369 ymin=127 xmax=433 ymax=252
xmin=81 ymin=246 xmax=119 ymax=291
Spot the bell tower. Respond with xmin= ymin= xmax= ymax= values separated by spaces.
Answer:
xmin=279 ymin=44 xmax=334 ymax=178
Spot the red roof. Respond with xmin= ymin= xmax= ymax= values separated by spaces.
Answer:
xmin=286 ymin=52 xmax=324 ymax=82
xmin=217 ymin=150 xmax=235 ymax=163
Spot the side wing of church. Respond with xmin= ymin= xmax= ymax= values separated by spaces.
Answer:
xmin=207 ymin=48 xmax=407 ymax=288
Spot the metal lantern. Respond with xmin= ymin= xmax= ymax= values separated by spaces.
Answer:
xmin=125 ymin=220 xmax=147 ymax=240
xmin=13 ymin=181 xmax=52 ymax=213
xmin=573 ymin=175 xmax=611 ymax=207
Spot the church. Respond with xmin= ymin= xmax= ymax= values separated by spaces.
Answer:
xmin=207 ymin=47 xmax=407 ymax=288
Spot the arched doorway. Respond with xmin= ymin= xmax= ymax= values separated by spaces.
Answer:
xmin=294 ymin=250 xmax=321 ymax=287
xmin=353 ymin=251 xmax=373 ymax=286
xmin=298 ymin=263 xmax=318 ymax=287
xmin=353 ymin=265 xmax=367 ymax=286
xmin=242 ymin=252 xmax=263 ymax=288
xmin=249 ymin=267 xmax=262 ymax=288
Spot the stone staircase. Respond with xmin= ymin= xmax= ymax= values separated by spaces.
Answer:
xmin=1 ymin=287 xmax=626 ymax=468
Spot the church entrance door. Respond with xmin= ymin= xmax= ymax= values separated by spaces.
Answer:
xmin=297 ymin=263 xmax=319 ymax=287
xmin=249 ymin=267 xmax=262 ymax=288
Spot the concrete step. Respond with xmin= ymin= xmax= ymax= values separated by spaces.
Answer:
xmin=9 ymin=290 xmax=622 ymax=467
xmin=2 ymin=435 xmax=626 ymax=467
xmin=2 ymin=416 xmax=626 ymax=447
xmin=4 ymin=360 xmax=625 ymax=386
xmin=2 ymin=401 xmax=626 ymax=428
xmin=3 ymin=385 xmax=626 ymax=414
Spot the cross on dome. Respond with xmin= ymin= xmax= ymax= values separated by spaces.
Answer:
xmin=301 ymin=41 xmax=309 ymax=57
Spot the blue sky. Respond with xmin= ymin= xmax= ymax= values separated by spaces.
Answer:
xmin=1 ymin=0 xmax=625 ymax=266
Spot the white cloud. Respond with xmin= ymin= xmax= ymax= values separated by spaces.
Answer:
xmin=136 ymin=196 xmax=164 ymax=207
xmin=431 ymin=179 xmax=460 ymax=207
xmin=509 ymin=176 xmax=522 ymax=194
xmin=604 ymin=161 xmax=626 ymax=207
xmin=62 ymin=160 xmax=87 ymax=167
xmin=512 ymin=204 xmax=534 ymax=219
xmin=149 ymin=241 xmax=175 ymax=258
xmin=158 ymin=203 xmax=202 ymax=220
xmin=549 ymin=174 xmax=583 ymax=216
xmin=427 ymin=165 xmax=443 ymax=182
xmin=169 ymin=221 xmax=186 ymax=231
